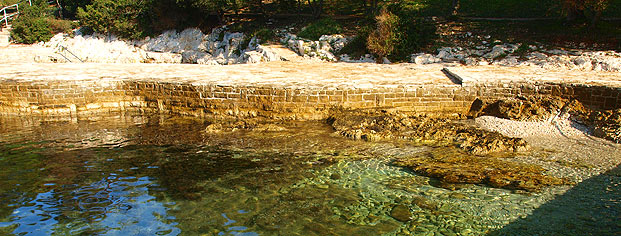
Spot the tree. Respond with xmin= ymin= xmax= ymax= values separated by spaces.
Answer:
xmin=561 ymin=0 xmax=610 ymax=26
xmin=77 ymin=0 xmax=150 ymax=39
xmin=307 ymin=0 xmax=323 ymax=18
xmin=10 ymin=0 xmax=53 ymax=44
xmin=59 ymin=0 xmax=91 ymax=19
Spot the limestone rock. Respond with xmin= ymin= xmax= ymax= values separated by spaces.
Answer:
xmin=181 ymin=50 xmax=210 ymax=64
xmin=281 ymin=33 xmax=350 ymax=62
xmin=144 ymin=52 xmax=182 ymax=63
xmin=410 ymin=53 xmax=441 ymax=64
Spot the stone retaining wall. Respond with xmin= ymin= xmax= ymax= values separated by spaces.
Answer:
xmin=1 ymin=79 xmax=619 ymax=119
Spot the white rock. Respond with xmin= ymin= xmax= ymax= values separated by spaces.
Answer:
xmin=181 ymin=50 xmax=210 ymax=64
xmin=339 ymin=54 xmax=375 ymax=63
xmin=546 ymin=49 xmax=569 ymax=55
xmin=410 ymin=53 xmax=441 ymax=64
xmin=497 ymin=56 xmax=519 ymax=66
xmin=145 ymin=52 xmax=182 ymax=63
xmin=242 ymin=51 xmax=264 ymax=64
xmin=484 ymin=45 xmax=508 ymax=59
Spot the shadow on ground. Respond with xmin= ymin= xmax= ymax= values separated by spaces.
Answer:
xmin=488 ymin=164 xmax=621 ymax=236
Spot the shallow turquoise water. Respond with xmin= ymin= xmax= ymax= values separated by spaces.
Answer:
xmin=0 ymin=114 xmax=618 ymax=236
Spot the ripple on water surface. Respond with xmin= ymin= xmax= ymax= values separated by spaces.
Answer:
xmin=0 ymin=114 xmax=618 ymax=236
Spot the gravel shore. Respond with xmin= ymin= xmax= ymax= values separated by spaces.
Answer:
xmin=474 ymin=115 xmax=621 ymax=181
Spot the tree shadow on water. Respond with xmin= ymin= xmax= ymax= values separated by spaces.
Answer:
xmin=488 ymin=164 xmax=621 ymax=236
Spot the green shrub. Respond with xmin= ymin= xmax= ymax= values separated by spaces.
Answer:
xmin=0 ymin=0 xmax=21 ymax=6
xmin=366 ymin=9 xmax=399 ymax=61
xmin=298 ymin=18 xmax=342 ymax=40
xmin=339 ymin=27 xmax=371 ymax=58
xmin=10 ymin=1 xmax=53 ymax=44
xmin=253 ymin=28 xmax=276 ymax=42
xmin=48 ymin=19 xmax=76 ymax=34
xmin=359 ymin=5 xmax=437 ymax=62
xmin=387 ymin=4 xmax=438 ymax=61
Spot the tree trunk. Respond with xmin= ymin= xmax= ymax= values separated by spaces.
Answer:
xmin=307 ymin=0 xmax=323 ymax=18
xmin=589 ymin=10 xmax=602 ymax=28
xmin=56 ymin=0 xmax=63 ymax=19
xmin=451 ymin=0 xmax=460 ymax=16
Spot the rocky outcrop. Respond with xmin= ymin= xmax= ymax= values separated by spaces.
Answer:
xmin=469 ymin=96 xmax=566 ymax=121
xmin=326 ymin=109 xmax=570 ymax=192
xmin=410 ymin=43 xmax=621 ymax=72
xmin=42 ymin=27 xmax=285 ymax=64
xmin=280 ymin=33 xmax=351 ymax=62
xmin=469 ymin=96 xmax=621 ymax=143
xmin=329 ymin=109 xmax=529 ymax=155
xmin=44 ymin=33 xmax=150 ymax=63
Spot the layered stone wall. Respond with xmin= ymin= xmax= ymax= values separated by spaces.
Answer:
xmin=1 ymin=78 xmax=619 ymax=119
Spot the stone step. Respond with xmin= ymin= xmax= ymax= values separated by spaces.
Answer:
xmin=0 ymin=27 xmax=10 ymax=46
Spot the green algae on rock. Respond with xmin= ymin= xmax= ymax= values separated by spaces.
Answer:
xmin=392 ymin=147 xmax=571 ymax=192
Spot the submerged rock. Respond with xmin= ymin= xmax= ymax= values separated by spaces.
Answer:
xmin=392 ymin=147 xmax=571 ymax=192
xmin=390 ymin=204 xmax=412 ymax=222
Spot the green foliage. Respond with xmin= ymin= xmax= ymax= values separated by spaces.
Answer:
xmin=253 ymin=28 xmax=276 ymax=42
xmin=0 ymin=0 xmax=20 ymax=6
xmin=458 ymin=0 xmax=559 ymax=18
xmin=10 ymin=1 xmax=54 ymax=44
xmin=77 ymin=0 xmax=149 ymax=39
xmin=59 ymin=0 xmax=92 ymax=19
xmin=48 ymin=18 xmax=77 ymax=34
xmin=339 ymin=28 xmax=370 ymax=58
xmin=366 ymin=9 xmax=399 ymax=60
xmin=298 ymin=18 xmax=341 ymax=40
xmin=368 ymin=4 xmax=437 ymax=61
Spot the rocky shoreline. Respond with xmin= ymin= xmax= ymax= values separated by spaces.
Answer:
xmin=194 ymin=95 xmax=620 ymax=193
xmin=30 ymin=26 xmax=621 ymax=72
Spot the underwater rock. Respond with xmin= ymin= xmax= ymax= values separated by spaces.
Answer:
xmin=330 ymin=173 xmax=342 ymax=180
xmin=392 ymin=147 xmax=571 ymax=192
xmin=254 ymin=123 xmax=287 ymax=132
xmin=411 ymin=196 xmax=438 ymax=211
xmin=390 ymin=204 xmax=412 ymax=222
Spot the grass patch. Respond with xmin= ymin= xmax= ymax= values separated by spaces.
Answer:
xmin=298 ymin=18 xmax=342 ymax=40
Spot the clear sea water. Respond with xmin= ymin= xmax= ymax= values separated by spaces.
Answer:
xmin=0 ymin=114 xmax=618 ymax=236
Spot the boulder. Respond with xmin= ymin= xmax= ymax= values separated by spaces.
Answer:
xmin=181 ymin=50 xmax=210 ymax=64
xmin=410 ymin=53 xmax=441 ymax=64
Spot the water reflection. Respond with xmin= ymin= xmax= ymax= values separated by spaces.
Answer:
xmin=0 ymin=113 xmax=617 ymax=235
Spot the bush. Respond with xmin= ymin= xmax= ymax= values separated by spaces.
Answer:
xmin=48 ymin=19 xmax=76 ymax=34
xmin=366 ymin=9 xmax=399 ymax=61
xmin=10 ymin=1 xmax=53 ymax=44
xmin=298 ymin=18 xmax=342 ymax=40
xmin=253 ymin=28 xmax=276 ymax=42
xmin=339 ymin=26 xmax=371 ymax=58
xmin=361 ymin=5 xmax=437 ymax=62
